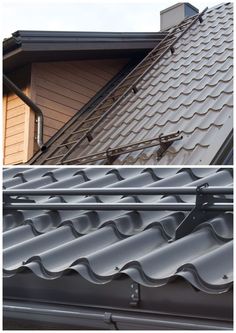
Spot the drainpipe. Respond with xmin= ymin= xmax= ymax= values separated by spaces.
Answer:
xmin=3 ymin=74 xmax=46 ymax=151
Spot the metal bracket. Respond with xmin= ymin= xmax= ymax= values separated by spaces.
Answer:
xmin=156 ymin=133 xmax=175 ymax=161
xmin=3 ymin=194 xmax=35 ymax=207
xmin=174 ymin=183 xmax=231 ymax=240
xmin=104 ymin=312 xmax=118 ymax=330
xmin=130 ymin=282 xmax=140 ymax=307
xmin=132 ymin=86 xmax=138 ymax=94
xmin=105 ymin=149 xmax=118 ymax=164
xmin=86 ymin=132 xmax=93 ymax=142
xmin=199 ymin=15 xmax=203 ymax=23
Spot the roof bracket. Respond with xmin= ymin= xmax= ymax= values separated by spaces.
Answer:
xmin=174 ymin=183 xmax=231 ymax=240
xmin=105 ymin=149 xmax=118 ymax=164
xmin=3 ymin=195 xmax=35 ymax=206
xmin=156 ymin=133 xmax=174 ymax=161
xmin=86 ymin=132 xmax=93 ymax=142
xmin=132 ymin=86 xmax=138 ymax=94
xmin=129 ymin=282 xmax=140 ymax=307
xmin=198 ymin=15 xmax=203 ymax=23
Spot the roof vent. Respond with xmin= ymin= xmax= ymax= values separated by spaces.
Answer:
xmin=160 ymin=3 xmax=199 ymax=30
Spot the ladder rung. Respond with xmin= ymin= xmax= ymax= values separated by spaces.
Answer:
xmin=125 ymin=71 xmax=147 ymax=82
xmin=96 ymin=101 xmax=114 ymax=109
xmin=96 ymin=103 xmax=115 ymax=112
xmin=45 ymin=154 xmax=64 ymax=161
xmin=83 ymin=115 xmax=101 ymax=123
xmin=155 ymin=42 xmax=175 ymax=53
xmin=124 ymin=73 xmax=140 ymax=81
xmin=136 ymin=62 xmax=155 ymax=71
xmin=58 ymin=140 xmax=78 ymax=148
xmin=177 ymin=21 xmax=194 ymax=29
xmin=107 ymin=94 xmax=122 ymax=101
xmin=72 ymin=127 xmax=91 ymax=135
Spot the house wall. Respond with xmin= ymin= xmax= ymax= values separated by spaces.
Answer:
xmin=30 ymin=58 xmax=129 ymax=144
xmin=3 ymin=58 xmax=129 ymax=164
xmin=3 ymin=67 xmax=33 ymax=165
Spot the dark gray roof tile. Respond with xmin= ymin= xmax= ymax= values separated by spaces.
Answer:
xmin=3 ymin=167 xmax=233 ymax=294
xmin=75 ymin=3 xmax=233 ymax=165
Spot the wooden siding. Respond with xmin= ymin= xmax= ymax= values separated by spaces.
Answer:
xmin=3 ymin=89 xmax=34 ymax=165
xmin=3 ymin=66 xmax=32 ymax=165
xmin=3 ymin=58 xmax=129 ymax=164
xmin=31 ymin=59 xmax=129 ymax=143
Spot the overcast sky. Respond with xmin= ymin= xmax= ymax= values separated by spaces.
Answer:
xmin=2 ymin=0 xmax=220 ymax=39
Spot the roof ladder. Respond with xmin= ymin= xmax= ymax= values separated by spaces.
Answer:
xmin=41 ymin=7 xmax=207 ymax=165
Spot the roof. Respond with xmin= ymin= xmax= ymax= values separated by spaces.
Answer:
xmin=3 ymin=167 xmax=233 ymax=295
xmin=30 ymin=2 xmax=233 ymax=166
xmin=3 ymin=30 xmax=166 ymax=72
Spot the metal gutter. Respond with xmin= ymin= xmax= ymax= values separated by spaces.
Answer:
xmin=3 ymin=30 xmax=166 ymax=54
xmin=3 ymin=301 xmax=232 ymax=330
xmin=3 ymin=74 xmax=45 ymax=150
xmin=3 ymin=186 xmax=233 ymax=196
xmin=3 ymin=202 xmax=233 ymax=211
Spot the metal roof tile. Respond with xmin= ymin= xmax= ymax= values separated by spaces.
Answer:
xmin=71 ymin=3 xmax=233 ymax=165
xmin=3 ymin=167 xmax=233 ymax=294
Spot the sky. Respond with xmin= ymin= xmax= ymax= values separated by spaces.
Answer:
xmin=2 ymin=0 xmax=220 ymax=39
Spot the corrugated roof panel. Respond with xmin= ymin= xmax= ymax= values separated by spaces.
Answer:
xmin=3 ymin=167 xmax=233 ymax=294
xmin=67 ymin=3 xmax=232 ymax=165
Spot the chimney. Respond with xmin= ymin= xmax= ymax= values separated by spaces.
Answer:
xmin=160 ymin=3 xmax=199 ymax=30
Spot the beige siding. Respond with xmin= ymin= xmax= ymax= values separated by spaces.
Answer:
xmin=3 ymin=89 xmax=32 ymax=165
xmin=3 ymin=58 xmax=129 ymax=164
xmin=31 ymin=58 xmax=129 ymax=143
xmin=3 ymin=66 xmax=32 ymax=165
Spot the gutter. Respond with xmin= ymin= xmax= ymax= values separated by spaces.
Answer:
xmin=3 ymin=74 xmax=46 ymax=151
xmin=3 ymin=301 xmax=232 ymax=330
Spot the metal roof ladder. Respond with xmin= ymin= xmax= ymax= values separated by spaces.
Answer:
xmin=41 ymin=7 xmax=207 ymax=165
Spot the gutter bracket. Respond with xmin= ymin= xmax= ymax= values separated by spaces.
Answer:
xmin=104 ymin=312 xmax=118 ymax=330
xmin=129 ymin=282 xmax=140 ymax=307
xmin=174 ymin=183 xmax=230 ymax=240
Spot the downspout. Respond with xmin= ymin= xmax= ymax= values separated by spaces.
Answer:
xmin=3 ymin=74 xmax=46 ymax=151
